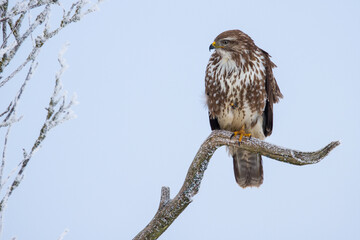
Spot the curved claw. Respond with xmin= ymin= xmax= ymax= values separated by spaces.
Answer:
xmin=231 ymin=125 xmax=251 ymax=142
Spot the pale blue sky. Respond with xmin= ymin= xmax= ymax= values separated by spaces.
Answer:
xmin=1 ymin=0 xmax=360 ymax=239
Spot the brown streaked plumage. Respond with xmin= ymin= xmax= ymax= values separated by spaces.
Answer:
xmin=205 ymin=29 xmax=282 ymax=188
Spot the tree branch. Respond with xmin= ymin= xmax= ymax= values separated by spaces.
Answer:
xmin=0 ymin=1 xmax=102 ymax=238
xmin=133 ymin=130 xmax=340 ymax=240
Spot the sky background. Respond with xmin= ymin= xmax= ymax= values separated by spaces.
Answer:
xmin=1 ymin=0 xmax=360 ymax=239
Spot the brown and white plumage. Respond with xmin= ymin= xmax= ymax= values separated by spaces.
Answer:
xmin=205 ymin=30 xmax=282 ymax=188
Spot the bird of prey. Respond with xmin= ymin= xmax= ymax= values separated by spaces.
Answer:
xmin=205 ymin=30 xmax=283 ymax=188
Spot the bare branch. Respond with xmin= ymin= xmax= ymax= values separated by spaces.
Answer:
xmin=134 ymin=130 xmax=340 ymax=239
xmin=0 ymin=58 xmax=37 ymax=126
xmin=0 ymin=125 xmax=11 ymax=193
xmin=0 ymin=0 xmax=101 ymax=81
xmin=0 ymin=0 xmax=59 ymax=23
xmin=0 ymin=102 xmax=11 ymax=118
xmin=158 ymin=187 xmax=170 ymax=211
xmin=1 ymin=0 xmax=9 ymax=46
xmin=57 ymin=228 xmax=69 ymax=240
xmin=7 ymin=14 xmax=25 ymax=44
xmin=0 ymin=44 xmax=77 ymax=235
xmin=0 ymin=0 xmax=101 ymax=238
xmin=0 ymin=4 xmax=50 ymax=73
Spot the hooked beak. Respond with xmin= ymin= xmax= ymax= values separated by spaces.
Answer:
xmin=209 ymin=41 xmax=215 ymax=51
xmin=209 ymin=41 xmax=223 ymax=51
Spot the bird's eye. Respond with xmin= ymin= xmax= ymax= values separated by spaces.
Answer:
xmin=222 ymin=40 xmax=229 ymax=45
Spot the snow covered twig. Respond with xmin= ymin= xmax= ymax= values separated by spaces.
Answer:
xmin=0 ymin=0 xmax=102 ymax=78
xmin=57 ymin=228 xmax=69 ymax=240
xmin=0 ymin=45 xmax=77 ymax=236
xmin=134 ymin=130 xmax=340 ymax=240
xmin=0 ymin=2 xmax=102 ymax=237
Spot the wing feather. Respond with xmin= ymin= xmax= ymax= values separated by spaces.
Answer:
xmin=261 ymin=49 xmax=283 ymax=137
xmin=209 ymin=114 xmax=220 ymax=130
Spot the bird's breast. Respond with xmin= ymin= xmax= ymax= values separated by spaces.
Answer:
xmin=206 ymin=56 xmax=267 ymax=133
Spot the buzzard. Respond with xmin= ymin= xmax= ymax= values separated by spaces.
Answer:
xmin=205 ymin=30 xmax=283 ymax=188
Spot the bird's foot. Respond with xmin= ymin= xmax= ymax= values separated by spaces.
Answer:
xmin=230 ymin=125 xmax=251 ymax=142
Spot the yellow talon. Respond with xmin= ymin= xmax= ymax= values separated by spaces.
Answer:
xmin=231 ymin=125 xmax=251 ymax=142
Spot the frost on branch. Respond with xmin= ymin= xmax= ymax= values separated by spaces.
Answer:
xmin=134 ymin=130 xmax=340 ymax=240
xmin=0 ymin=44 xmax=77 ymax=236
xmin=0 ymin=0 xmax=102 ymax=78
xmin=57 ymin=228 xmax=70 ymax=240
xmin=0 ymin=0 xmax=101 ymax=238
xmin=32 ymin=44 xmax=78 ymax=151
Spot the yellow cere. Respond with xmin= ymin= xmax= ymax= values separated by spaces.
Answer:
xmin=212 ymin=41 xmax=224 ymax=48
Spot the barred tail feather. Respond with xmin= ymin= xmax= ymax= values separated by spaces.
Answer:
xmin=232 ymin=149 xmax=263 ymax=188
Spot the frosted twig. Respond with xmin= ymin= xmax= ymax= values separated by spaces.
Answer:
xmin=6 ymin=13 xmax=25 ymax=44
xmin=0 ymin=157 xmax=22 ymax=189
xmin=0 ymin=0 xmax=100 ymax=79
xmin=0 ymin=115 xmax=22 ymax=128
xmin=0 ymin=125 xmax=10 ymax=193
xmin=0 ymin=4 xmax=50 ymax=73
xmin=0 ymin=1 xmax=101 ymax=237
xmin=57 ymin=228 xmax=69 ymax=240
xmin=134 ymin=130 xmax=340 ymax=239
xmin=0 ymin=0 xmax=58 ymax=23
xmin=0 ymin=46 xmax=39 ymax=87
xmin=1 ymin=58 xmax=37 ymax=126
xmin=1 ymin=1 xmax=8 ymax=48
xmin=0 ymin=103 xmax=11 ymax=118
xmin=0 ymin=44 xmax=77 ymax=236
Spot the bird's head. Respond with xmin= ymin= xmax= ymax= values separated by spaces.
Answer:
xmin=209 ymin=29 xmax=255 ymax=54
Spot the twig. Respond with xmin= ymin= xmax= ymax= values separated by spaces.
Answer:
xmin=0 ymin=0 xmax=101 ymax=238
xmin=0 ymin=44 xmax=76 ymax=236
xmin=0 ymin=125 xmax=11 ymax=193
xmin=134 ymin=130 xmax=340 ymax=240
xmin=57 ymin=228 xmax=69 ymax=240
xmin=0 ymin=0 xmax=101 ymax=78
xmin=0 ymin=0 xmax=58 ymax=23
